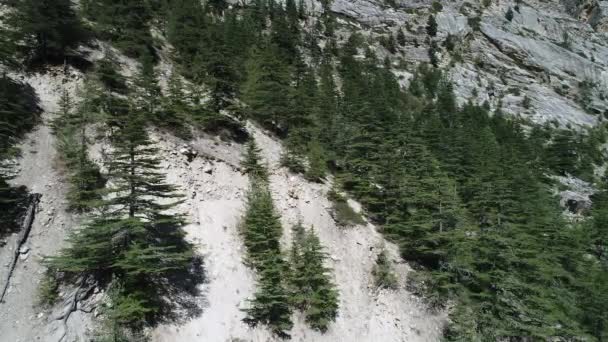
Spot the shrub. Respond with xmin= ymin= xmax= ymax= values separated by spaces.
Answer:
xmin=328 ymin=189 xmax=365 ymax=227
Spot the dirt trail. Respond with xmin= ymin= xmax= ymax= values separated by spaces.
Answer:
xmin=0 ymin=70 xmax=94 ymax=342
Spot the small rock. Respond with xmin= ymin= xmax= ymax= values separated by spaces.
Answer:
xmin=19 ymin=246 xmax=30 ymax=254
xmin=19 ymin=252 xmax=29 ymax=261
xmin=203 ymin=166 xmax=213 ymax=174
xmin=288 ymin=189 xmax=299 ymax=199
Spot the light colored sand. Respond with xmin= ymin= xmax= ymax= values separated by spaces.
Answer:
xmin=150 ymin=125 xmax=446 ymax=342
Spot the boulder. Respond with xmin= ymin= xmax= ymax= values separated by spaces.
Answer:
xmin=559 ymin=190 xmax=592 ymax=214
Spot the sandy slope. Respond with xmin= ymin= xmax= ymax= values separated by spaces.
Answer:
xmin=151 ymin=125 xmax=445 ymax=342
xmin=1 ymin=70 xmax=444 ymax=342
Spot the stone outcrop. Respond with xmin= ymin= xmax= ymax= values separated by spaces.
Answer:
xmin=328 ymin=0 xmax=608 ymax=128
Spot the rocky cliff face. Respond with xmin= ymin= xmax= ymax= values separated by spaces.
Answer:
xmin=328 ymin=0 xmax=608 ymax=128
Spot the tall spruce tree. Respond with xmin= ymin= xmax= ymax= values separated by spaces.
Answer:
xmin=242 ymin=42 xmax=292 ymax=131
xmin=288 ymin=224 xmax=339 ymax=332
xmin=47 ymin=103 xmax=194 ymax=331
xmin=242 ymin=252 xmax=294 ymax=338
xmin=240 ymin=137 xmax=293 ymax=337
xmin=5 ymin=0 xmax=88 ymax=64
xmin=82 ymin=0 xmax=153 ymax=58
xmin=52 ymin=84 xmax=104 ymax=211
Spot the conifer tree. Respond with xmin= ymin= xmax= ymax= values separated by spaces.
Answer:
xmin=167 ymin=0 xmax=207 ymax=68
xmin=305 ymin=141 xmax=327 ymax=182
xmin=243 ymin=252 xmax=294 ymax=338
xmin=242 ymin=42 xmax=292 ymax=131
xmin=47 ymin=103 xmax=194 ymax=331
xmin=505 ymin=7 xmax=514 ymax=21
xmin=5 ymin=0 xmax=88 ymax=64
xmin=288 ymin=225 xmax=339 ymax=332
xmin=97 ymin=57 xmax=129 ymax=94
xmin=240 ymin=138 xmax=293 ymax=337
xmin=133 ymin=53 xmax=162 ymax=118
xmin=396 ymin=29 xmax=406 ymax=46
xmin=82 ymin=0 xmax=154 ymax=58
xmin=241 ymin=186 xmax=283 ymax=269
xmin=52 ymin=84 xmax=104 ymax=211
xmin=204 ymin=28 xmax=240 ymax=112
xmin=242 ymin=139 xmax=269 ymax=182
xmin=426 ymin=14 xmax=438 ymax=37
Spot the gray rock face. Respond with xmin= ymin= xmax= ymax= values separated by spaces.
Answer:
xmin=328 ymin=0 xmax=608 ymax=128
xmin=562 ymin=0 xmax=608 ymax=31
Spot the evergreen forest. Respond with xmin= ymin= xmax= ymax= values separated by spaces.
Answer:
xmin=0 ymin=0 xmax=606 ymax=340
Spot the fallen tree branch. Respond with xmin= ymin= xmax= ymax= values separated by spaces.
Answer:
xmin=0 ymin=193 xmax=41 ymax=303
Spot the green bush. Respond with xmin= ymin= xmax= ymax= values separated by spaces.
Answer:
xmin=372 ymin=250 xmax=398 ymax=290
xmin=37 ymin=270 xmax=59 ymax=307
xmin=328 ymin=189 xmax=365 ymax=227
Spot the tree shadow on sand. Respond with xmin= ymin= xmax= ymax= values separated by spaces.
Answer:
xmin=146 ymin=254 xmax=209 ymax=326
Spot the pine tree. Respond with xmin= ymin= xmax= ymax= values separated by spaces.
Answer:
xmin=47 ymin=104 xmax=194 ymax=330
xmin=158 ymin=72 xmax=192 ymax=138
xmin=505 ymin=7 xmax=514 ymax=22
xmin=204 ymin=27 xmax=240 ymax=112
xmin=52 ymin=84 xmax=105 ymax=211
xmin=243 ymin=252 xmax=294 ymax=338
xmin=97 ymin=57 xmax=129 ymax=94
xmin=426 ymin=14 xmax=438 ymax=37
xmin=305 ymin=140 xmax=327 ymax=182
xmin=240 ymin=143 xmax=293 ymax=337
xmin=242 ymin=42 xmax=292 ymax=131
xmin=288 ymin=226 xmax=339 ymax=332
xmin=5 ymin=0 xmax=88 ymax=64
xmin=396 ymin=29 xmax=406 ymax=46
xmin=241 ymin=186 xmax=283 ymax=269
xmin=133 ymin=53 xmax=162 ymax=118
xmin=544 ymin=129 xmax=578 ymax=176
xmin=270 ymin=2 xmax=300 ymax=65
xmin=242 ymin=139 xmax=269 ymax=182
xmin=317 ymin=57 xmax=340 ymax=152
xmin=167 ymin=0 xmax=207 ymax=70
xmin=82 ymin=0 xmax=154 ymax=58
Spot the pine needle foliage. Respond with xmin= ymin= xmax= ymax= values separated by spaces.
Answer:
xmin=3 ymin=0 xmax=89 ymax=65
xmin=372 ymin=249 xmax=398 ymax=290
xmin=240 ymin=137 xmax=293 ymax=337
xmin=47 ymin=97 xmax=195 ymax=332
xmin=288 ymin=223 xmax=339 ymax=332
xmin=52 ymin=84 xmax=105 ymax=212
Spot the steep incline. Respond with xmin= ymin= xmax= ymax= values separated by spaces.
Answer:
xmin=0 ymin=70 xmax=94 ymax=342
xmin=150 ymin=125 xmax=444 ymax=342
